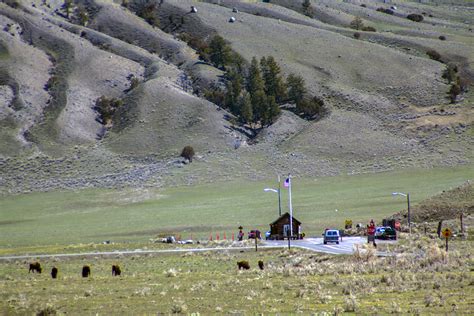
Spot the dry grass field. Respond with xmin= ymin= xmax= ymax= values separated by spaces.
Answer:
xmin=1 ymin=234 xmax=472 ymax=314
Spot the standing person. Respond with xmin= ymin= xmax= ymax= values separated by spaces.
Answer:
xmin=238 ymin=226 xmax=244 ymax=241
xmin=367 ymin=220 xmax=376 ymax=245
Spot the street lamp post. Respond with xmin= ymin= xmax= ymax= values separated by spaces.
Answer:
xmin=278 ymin=175 xmax=281 ymax=217
xmin=392 ymin=192 xmax=411 ymax=234
xmin=264 ymin=176 xmax=282 ymax=217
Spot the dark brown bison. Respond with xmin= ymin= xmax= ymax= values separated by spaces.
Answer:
xmin=51 ymin=267 xmax=58 ymax=279
xmin=82 ymin=265 xmax=91 ymax=278
xmin=29 ymin=262 xmax=42 ymax=273
xmin=258 ymin=260 xmax=264 ymax=270
xmin=112 ymin=265 xmax=121 ymax=276
xmin=237 ymin=260 xmax=250 ymax=270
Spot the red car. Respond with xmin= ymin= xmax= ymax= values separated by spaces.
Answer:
xmin=248 ymin=230 xmax=262 ymax=239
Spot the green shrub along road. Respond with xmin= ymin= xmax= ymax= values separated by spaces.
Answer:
xmin=1 ymin=166 xmax=472 ymax=249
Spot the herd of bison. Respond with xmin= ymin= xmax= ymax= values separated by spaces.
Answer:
xmin=28 ymin=262 xmax=121 ymax=278
xmin=27 ymin=260 xmax=263 ymax=278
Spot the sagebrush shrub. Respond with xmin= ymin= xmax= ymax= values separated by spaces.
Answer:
xmin=165 ymin=268 xmax=177 ymax=277
xmin=179 ymin=33 xmax=210 ymax=61
xmin=95 ymin=96 xmax=123 ymax=125
xmin=350 ymin=16 xmax=364 ymax=30
xmin=362 ymin=26 xmax=376 ymax=32
xmin=376 ymin=8 xmax=394 ymax=15
xmin=426 ymin=243 xmax=447 ymax=265
xmin=426 ymin=49 xmax=442 ymax=61
xmin=296 ymin=96 xmax=325 ymax=119
xmin=4 ymin=0 xmax=20 ymax=8
xmin=407 ymin=14 xmax=424 ymax=22
xmin=449 ymin=84 xmax=461 ymax=103
xmin=170 ymin=299 xmax=187 ymax=313
xmin=129 ymin=77 xmax=140 ymax=90
xmin=344 ymin=295 xmax=358 ymax=312
xmin=137 ymin=3 xmax=159 ymax=27
xmin=442 ymin=63 xmax=458 ymax=83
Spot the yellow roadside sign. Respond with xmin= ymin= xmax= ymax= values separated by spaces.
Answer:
xmin=442 ymin=228 xmax=452 ymax=238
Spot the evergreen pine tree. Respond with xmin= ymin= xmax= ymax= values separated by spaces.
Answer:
xmin=209 ymin=35 xmax=231 ymax=69
xmin=251 ymin=89 xmax=268 ymax=127
xmin=224 ymin=69 xmax=243 ymax=114
xmin=239 ymin=92 xmax=253 ymax=126
xmin=266 ymin=95 xmax=280 ymax=126
xmin=247 ymin=57 xmax=265 ymax=96
xmin=246 ymin=58 xmax=268 ymax=127
xmin=261 ymin=56 xmax=287 ymax=103
xmin=287 ymin=74 xmax=307 ymax=104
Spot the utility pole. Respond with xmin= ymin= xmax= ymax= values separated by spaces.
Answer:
xmin=392 ymin=192 xmax=411 ymax=235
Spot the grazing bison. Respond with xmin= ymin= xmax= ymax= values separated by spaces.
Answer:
xmin=29 ymin=262 xmax=42 ymax=273
xmin=258 ymin=260 xmax=264 ymax=270
xmin=237 ymin=260 xmax=250 ymax=270
xmin=82 ymin=265 xmax=91 ymax=278
xmin=51 ymin=267 xmax=58 ymax=279
xmin=112 ymin=265 xmax=121 ymax=276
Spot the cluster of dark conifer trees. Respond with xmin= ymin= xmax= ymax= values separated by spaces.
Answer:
xmin=205 ymin=36 xmax=325 ymax=132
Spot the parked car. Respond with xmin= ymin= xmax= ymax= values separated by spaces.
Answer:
xmin=265 ymin=231 xmax=271 ymax=240
xmin=248 ymin=230 xmax=261 ymax=239
xmin=381 ymin=227 xmax=397 ymax=240
xmin=375 ymin=227 xmax=386 ymax=239
xmin=323 ymin=229 xmax=340 ymax=244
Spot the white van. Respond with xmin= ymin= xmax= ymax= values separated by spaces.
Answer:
xmin=323 ymin=229 xmax=340 ymax=244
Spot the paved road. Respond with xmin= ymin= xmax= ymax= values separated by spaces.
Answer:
xmin=0 ymin=237 xmax=393 ymax=260
xmin=267 ymin=237 xmax=367 ymax=255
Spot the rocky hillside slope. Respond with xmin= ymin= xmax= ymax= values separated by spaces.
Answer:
xmin=0 ymin=0 xmax=472 ymax=194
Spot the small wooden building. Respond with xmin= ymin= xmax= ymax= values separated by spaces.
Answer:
xmin=269 ymin=212 xmax=302 ymax=240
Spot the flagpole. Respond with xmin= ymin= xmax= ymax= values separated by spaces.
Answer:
xmin=288 ymin=173 xmax=293 ymax=244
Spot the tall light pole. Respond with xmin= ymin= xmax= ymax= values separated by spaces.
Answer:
xmin=287 ymin=174 xmax=293 ymax=250
xmin=392 ymin=192 xmax=411 ymax=234
xmin=278 ymin=174 xmax=281 ymax=217
xmin=263 ymin=176 xmax=282 ymax=217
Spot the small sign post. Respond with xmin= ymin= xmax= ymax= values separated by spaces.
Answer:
xmin=345 ymin=219 xmax=353 ymax=229
xmin=441 ymin=228 xmax=452 ymax=252
xmin=255 ymin=234 xmax=258 ymax=252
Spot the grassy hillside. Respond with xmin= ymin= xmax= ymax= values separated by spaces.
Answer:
xmin=0 ymin=0 xmax=472 ymax=194
xmin=395 ymin=181 xmax=473 ymax=222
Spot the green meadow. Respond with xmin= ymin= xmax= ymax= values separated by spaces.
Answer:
xmin=1 ymin=166 xmax=472 ymax=250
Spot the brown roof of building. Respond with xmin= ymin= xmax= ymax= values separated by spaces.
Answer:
xmin=270 ymin=212 xmax=302 ymax=225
